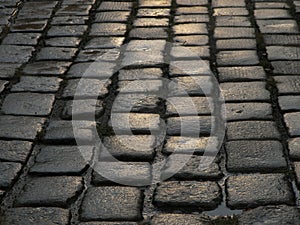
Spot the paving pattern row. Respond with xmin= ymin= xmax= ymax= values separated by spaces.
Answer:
xmin=0 ymin=0 xmax=300 ymax=224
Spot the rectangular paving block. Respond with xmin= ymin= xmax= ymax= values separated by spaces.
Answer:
xmin=284 ymin=112 xmax=300 ymax=137
xmin=218 ymin=66 xmax=266 ymax=82
xmin=217 ymin=50 xmax=259 ymax=66
xmin=274 ymin=76 xmax=300 ymax=95
xmin=151 ymin=214 xmax=212 ymax=225
xmin=288 ymin=138 xmax=300 ymax=161
xmin=0 ymin=162 xmax=22 ymax=188
xmin=0 ymin=141 xmax=33 ymax=163
xmin=81 ymin=186 xmax=143 ymax=221
xmin=226 ymin=174 xmax=294 ymax=209
xmin=272 ymin=61 xmax=300 ymax=75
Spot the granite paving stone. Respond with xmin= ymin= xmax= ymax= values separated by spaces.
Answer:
xmin=0 ymin=141 xmax=33 ymax=163
xmin=30 ymin=145 xmax=92 ymax=175
xmin=36 ymin=47 xmax=77 ymax=61
xmin=95 ymin=12 xmax=130 ymax=23
xmin=227 ymin=174 xmax=294 ymax=209
xmin=220 ymin=82 xmax=270 ymax=102
xmin=216 ymin=39 xmax=256 ymax=50
xmin=176 ymin=7 xmax=208 ymax=15
xmin=151 ymin=214 xmax=211 ymax=225
xmin=51 ymin=16 xmax=89 ymax=25
xmin=218 ymin=66 xmax=266 ymax=82
xmin=118 ymin=68 xmax=163 ymax=80
xmin=0 ymin=80 xmax=8 ymax=94
xmin=0 ymin=45 xmax=33 ymax=63
xmin=134 ymin=18 xmax=169 ymax=27
xmin=279 ymin=96 xmax=300 ymax=111
xmin=47 ymin=25 xmax=88 ymax=37
xmin=2 ymin=33 xmax=41 ymax=46
xmin=137 ymin=8 xmax=170 ymax=17
xmin=139 ymin=0 xmax=171 ymax=8
xmin=238 ymin=205 xmax=300 ymax=225
xmin=23 ymin=61 xmax=72 ymax=75
xmin=274 ymin=76 xmax=300 ymax=95
xmin=176 ymin=0 xmax=207 ymax=6
xmin=257 ymin=20 xmax=298 ymax=34
xmin=1 ymin=93 xmax=55 ymax=116
xmin=90 ymin=23 xmax=127 ymax=36
xmin=16 ymin=176 xmax=83 ymax=207
xmin=255 ymin=2 xmax=289 ymax=8
xmin=0 ymin=207 xmax=70 ymax=225
xmin=226 ymin=121 xmax=281 ymax=140
xmin=84 ymin=37 xmax=124 ymax=49
xmin=174 ymin=35 xmax=209 ymax=46
xmin=212 ymin=0 xmax=245 ymax=7
xmin=0 ymin=162 xmax=22 ymax=188
xmin=11 ymin=76 xmax=62 ymax=93
xmin=56 ymin=4 xmax=92 ymax=16
xmin=214 ymin=8 xmax=248 ymax=16
xmin=289 ymin=138 xmax=300 ymax=160
xmin=214 ymin=27 xmax=255 ymax=39
xmin=267 ymin=46 xmax=300 ymax=60
xmin=129 ymin=28 xmax=168 ymax=39
xmin=215 ymin=16 xmax=251 ymax=27
xmin=217 ymin=50 xmax=259 ymax=66
xmin=45 ymin=37 xmax=81 ymax=47
xmin=0 ymin=63 xmax=21 ymax=79
xmin=118 ymin=80 xmax=163 ymax=93
xmin=284 ymin=112 xmax=300 ymax=137
xmin=0 ymin=116 xmax=45 ymax=141
xmin=272 ymin=61 xmax=300 ymax=75
xmin=254 ymin=9 xmax=291 ymax=20
xmin=97 ymin=1 xmax=132 ymax=11
xmin=226 ymin=141 xmax=286 ymax=172
xmin=154 ymin=181 xmax=221 ymax=210
xmin=81 ymin=186 xmax=143 ymax=221
xmin=263 ymin=34 xmax=300 ymax=46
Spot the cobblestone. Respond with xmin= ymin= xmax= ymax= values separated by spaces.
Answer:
xmin=217 ymin=50 xmax=259 ymax=66
xmin=0 ymin=45 xmax=33 ymax=63
xmin=45 ymin=37 xmax=81 ymax=47
xmin=0 ymin=141 xmax=33 ymax=163
xmin=284 ymin=112 xmax=300 ymax=137
xmin=2 ymin=33 xmax=41 ymax=46
xmin=289 ymin=138 xmax=300 ymax=160
xmin=274 ymin=76 xmax=300 ymax=94
xmin=151 ymin=214 xmax=211 ymax=225
xmin=218 ymin=66 xmax=266 ymax=82
xmin=0 ymin=162 xmax=22 ymax=188
xmin=23 ymin=61 xmax=72 ymax=75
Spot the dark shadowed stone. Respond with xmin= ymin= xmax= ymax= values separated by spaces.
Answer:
xmin=162 ymin=155 xmax=223 ymax=180
xmin=218 ymin=66 xmax=266 ymax=82
xmin=11 ymin=22 xmax=47 ymax=33
xmin=154 ymin=181 xmax=221 ymax=210
xmin=0 ymin=63 xmax=20 ymax=79
xmin=167 ymin=116 xmax=215 ymax=136
xmin=0 ymin=141 xmax=33 ymax=163
xmin=16 ymin=176 xmax=83 ymax=207
xmin=166 ymin=97 xmax=213 ymax=116
xmin=0 ymin=80 xmax=8 ymax=94
xmin=2 ymin=93 xmax=55 ymax=116
xmin=0 ymin=207 xmax=70 ymax=225
xmin=23 ymin=61 xmax=71 ymax=75
xmin=36 ymin=47 xmax=77 ymax=61
xmin=220 ymin=82 xmax=270 ymax=102
xmin=217 ymin=50 xmax=259 ymax=66
xmin=225 ymin=103 xmax=273 ymax=121
xmin=0 ymin=116 xmax=45 ymax=141
xmin=92 ymin=162 xmax=151 ymax=185
xmin=227 ymin=174 xmax=294 ymax=209
xmin=81 ymin=186 xmax=143 ymax=221
xmin=30 ymin=145 xmax=92 ymax=175
xmin=226 ymin=141 xmax=286 ymax=172
xmin=272 ymin=61 xmax=300 ymax=75
xmin=47 ymin=25 xmax=88 ymax=37
xmin=238 ymin=205 xmax=300 ymax=225
xmin=45 ymin=37 xmax=81 ymax=47
xmin=80 ymin=223 xmax=137 ymax=225
xmin=226 ymin=121 xmax=281 ymax=140
xmin=0 ymin=162 xmax=22 ymax=188
xmin=90 ymin=23 xmax=127 ymax=36
xmin=151 ymin=214 xmax=211 ymax=225
xmin=284 ymin=112 xmax=300 ymax=137
xmin=61 ymin=99 xmax=104 ymax=120
xmin=163 ymin=136 xmax=218 ymax=155
xmin=0 ymin=45 xmax=33 ymax=63
xmin=294 ymin=162 xmax=300 ymax=186
xmin=2 ymin=33 xmax=41 ymax=46
xmin=274 ymin=76 xmax=300 ymax=95
xmin=43 ymin=120 xmax=96 ymax=144
xmin=109 ymin=113 xmax=161 ymax=134
xmin=56 ymin=4 xmax=92 ymax=16
xmin=11 ymin=76 xmax=62 ymax=93
xmin=101 ymin=135 xmax=156 ymax=161
xmin=118 ymin=68 xmax=163 ymax=81
xmin=279 ymin=96 xmax=300 ymax=111
xmin=289 ymin=138 xmax=300 ymax=160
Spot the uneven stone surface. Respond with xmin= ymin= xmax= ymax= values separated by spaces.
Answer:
xmin=218 ymin=66 xmax=266 ymax=82
xmin=284 ymin=112 xmax=300 ymax=137
xmin=151 ymin=214 xmax=211 ymax=225
xmin=0 ymin=141 xmax=33 ymax=163
xmin=81 ymin=186 xmax=143 ymax=221
xmin=0 ymin=162 xmax=22 ymax=188
xmin=227 ymin=174 xmax=294 ymax=209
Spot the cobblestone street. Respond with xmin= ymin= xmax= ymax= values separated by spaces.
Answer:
xmin=1 ymin=0 xmax=300 ymax=224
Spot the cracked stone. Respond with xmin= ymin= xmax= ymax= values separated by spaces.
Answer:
xmin=0 ymin=116 xmax=45 ymax=140
xmin=238 ymin=205 xmax=300 ymax=225
xmin=167 ymin=116 xmax=215 ymax=136
xmin=2 ymin=33 xmax=41 ymax=46
xmin=226 ymin=141 xmax=286 ymax=172
xmin=220 ymin=82 xmax=270 ymax=102
xmin=226 ymin=121 xmax=281 ymax=140
xmin=284 ymin=112 xmax=300 ymax=137
xmin=218 ymin=66 xmax=266 ymax=82
xmin=2 ymin=93 xmax=55 ymax=116
xmin=0 ymin=162 xmax=22 ymax=188
xmin=30 ymin=145 xmax=92 ymax=175
xmin=16 ymin=176 xmax=83 ymax=207
xmin=227 ymin=174 xmax=294 ymax=209
xmin=47 ymin=25 xmax=88 ymax=37
xmin=81 ymin=186 xmax=143 ymax=221
xmin=0 ymin=45 xmax=33 ymax=63
xmin=11 ymin=76 xmax=62 ymax=93
xmin=101 ymin=135 xmax=156 ymax=161
xmin=0 ymin=207 xmax=70 ymax=225
xmin=61 ymin=99 xmax=104 ymax=120
xmin=90 ymin=23 xmax=127 ymax=36
xmin=154 ymin=181 xmax=221 ymax=210
xmin=23 ymin=61 xmax=71 ymax=75
xmin=0 ymin=141 xmax=33 ymax=163
xmin=225 ymin=103 xmax=273 ymax=121
xmin=217 ymin=50 xmax=259 ymax=66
